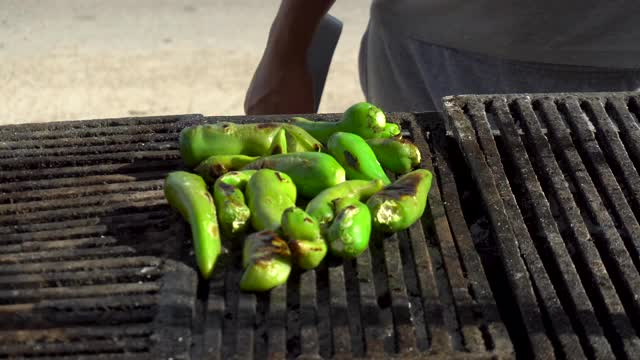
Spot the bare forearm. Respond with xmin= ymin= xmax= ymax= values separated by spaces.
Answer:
xmin=267 ymin=0 xmax=336 ymax=61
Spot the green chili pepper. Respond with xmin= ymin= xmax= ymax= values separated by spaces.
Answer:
xmin=367 ymin=169 xmax=433 ymax=232
xmin=164 ymin=171 xmax=221 ymax=279
xmin=212 ymin=170 xmax=256 ymax=238
xmin=306 ymin=179 xmax=384 ymax=225
xmin=179 ymin=122 xmax=322 ymax=168
xmin=327 ymin=132 xmax=391 ymax=185
xmin=194 ymin=154 xmax=259 ymax=183
xmin=240 ymin=230 xmax=292 ymax=292
xmin=246 ymin=169 xmax=297 ymax=231
xmin=374 ymin=122 xmax=402 ymax=139
xmin=242 ymin=152 xmax=345 ymax=198
xmin=281 ymin=207 xmax=327 ymax=269
xmin=268 ymin=128 xmax=288 ymax=155
xmin=366 ymin=138 xmax=422 ymax=174
xmin=291 ymin=102 xmax=388 ymax=143
xmin=326 ymin=197 xmax=371 ymax=259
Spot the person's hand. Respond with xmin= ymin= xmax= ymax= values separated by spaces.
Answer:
xmin=244 ymin=48 xmax=315 ymax=115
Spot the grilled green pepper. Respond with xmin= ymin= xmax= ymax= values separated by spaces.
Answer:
xmin=327 ymin=132 xmax=391 ymax=185
xmin=242 ymin=152 xmax=345 ymax=198
xmin=306 ymin=179 xmax=385 ymax=225
xmin=246 ymin=169 xmax=297 ymax=231
xmin=240 ymin=230 xmax=292 ymax=292
xmin=367 ymin=169 xmax=433 ymax=232
xmin=164 ymin=171 xmax=221 ymax=279
xmin=194 ymin=154 xmax=259 ymax=182
xmin=376 ymin=122 xmax=402 ymax=139
xmin=326 ymin=198 xmax=371 ymax=259
xmin=366 ymin=138 xmax=421 ymax=174
xmin=179 ymin=122 xmax=322 ymax=168
xmin=291 ymin=102 xmax=388 ymax=143
xmin=281 ymin=207 xmax=327 ymax=269
xmin=212 ymin=170 xmax=256 ymax=238
xmin=268 ymin=128 xmax=288 ymax=155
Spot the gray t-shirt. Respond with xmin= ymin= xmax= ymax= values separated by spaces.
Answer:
xmin=371 ymin=0 xmax=640 ymax=69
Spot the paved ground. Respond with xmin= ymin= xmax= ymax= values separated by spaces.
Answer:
xmin=0 ymin=1 xmax=370 ymax=125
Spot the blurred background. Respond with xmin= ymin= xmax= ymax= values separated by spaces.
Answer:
xmin=0 ymin=0 xmax=369 ymax=125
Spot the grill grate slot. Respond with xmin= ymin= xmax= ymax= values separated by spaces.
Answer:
xmin=445 ymin=92 xmax=640 ymax=359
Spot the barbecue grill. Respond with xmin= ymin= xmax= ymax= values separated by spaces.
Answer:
xmin=1 ymin=91 xmax=639 ymax=359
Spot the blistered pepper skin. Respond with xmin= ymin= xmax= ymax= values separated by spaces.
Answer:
xmin=306 ymin=179 xmax=384 ymax=226
xmin=179 ymin=122 xmax=322 ymax=168
xmin=195 ymin=154 xmax=258 ymax=183
xmin=281 ymin=207 xmax=327 ymax=269
xmin=326 ymin=198 xmax=371 ymax=259
xmin=327 ymin=132 xmax=391 ymax=185
xmin=212 ymin=170 xmax=256 ymax=238
xmin=367 ymin=169 xmax=433 ymax=232
xmin=240 ymin=230 xmax=292 ymax=292
xmin=374 ymin=122 xmax=401 ymax=139
xmin=291 ymin=102 xmax=388 ymax=144
xmin=242 ymin=152 xmax=345 ymax=198
xmin=164 ymin=171 xmax=221 ymax=279
xmin=246 ymin=169 xmax=297 ymax=231
xmin=366 ymin=138 xmax=421 ymax=174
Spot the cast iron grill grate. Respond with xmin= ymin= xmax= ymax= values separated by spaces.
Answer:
xmin=0 ymin=112 xmax=512 ymax=359
xmin=0 ymin=115 xmax=200 ymax=359
xmin=444 ymin=92 xmax=640 ymax=360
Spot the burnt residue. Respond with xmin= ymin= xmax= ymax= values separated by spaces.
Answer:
xmin=270 ymin=145 xmax=283 ymax=154
xmin=217 ymin=182 xmax=236 ymax=196
xmin=211 ymin=164 xmax=227 ymax=179
xmin=255 ymin=123 xmax=280 ymax=130
xmin=382 ymin=173 xmax=423 ymax=199
xmin=344 ymin=151 xmax=360 ymax=169
xmin=274 ymin=172 xmax=286 ymax=182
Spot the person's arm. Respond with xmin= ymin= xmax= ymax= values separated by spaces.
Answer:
xmin=244 ymin=0 xmax=335 ymax=115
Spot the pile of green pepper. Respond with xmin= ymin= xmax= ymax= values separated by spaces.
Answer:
xmin=164 ymin=102 xmax=432 ymax=291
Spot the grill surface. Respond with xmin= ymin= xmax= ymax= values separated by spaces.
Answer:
xmin=0 ymin=115 xmax=199 ymax=359
xmin=0 ymin=112 xmax=512 ymax=359
xmin=444 ymin=92 xmax=640 ymax=359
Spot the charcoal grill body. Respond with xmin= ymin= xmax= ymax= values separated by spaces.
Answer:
xmin=2 ymin=91 xmax=640 ymax=359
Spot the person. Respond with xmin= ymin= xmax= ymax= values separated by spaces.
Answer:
xmin=245 ymin=0 xmax=640 ymax=115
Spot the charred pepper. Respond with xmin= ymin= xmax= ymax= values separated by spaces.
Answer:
xmin=281 ymin=207 xmax=327 ymax=269
xmin=194 ymin=154 xmax=258 ymax=182
xmin=242 ymin=152 xmax=345 ymax=198
xmin=246 ymin=169 xmax=297 ymax=231
xmin=367 ymin=169 xmax=433 ymax=232
xmin=366 ymin=138 xmax=421 ymax=174
xmin=179 ymin=122 xmax=322 ymax=168
xmin=291 ymin=102 xmax=389 ymax=143
xmin=212 ymin=170 xmax=256 ymax=238
xmin=240 ymin=230 xmax=292 ymax=292
xmin=306 ymin=179 xmax=384 ymax=225
xmin=327 ymin=132 xmax=391 ymax=184
xmin=326 ymin=197 xmax=371 ymax=259
xmin=164 ymin=171 xmax=221 ymax=279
